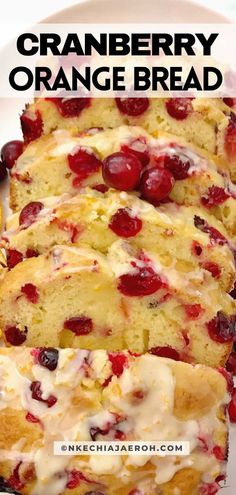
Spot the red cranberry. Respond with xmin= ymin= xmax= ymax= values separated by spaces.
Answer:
xmin=66 ymin=470 xmax=82 ymax=489
xmin=166 ymin=98 xmax=193 ymax=120
xmin=46 ymin=97 xmax=90 ymax=117
xmin=0 ymin=476 xmax=22 ymax=494
xmin=26 ymin=412 xmax=40 ymax=423
xmin=149 ymin=346 xmax=180 ymax=361
xmin=31 ymin=348 xmax=40 ymax=361
xmin=90 ymin=427 xmax=102 ymax=441
xmin=30 ymin=381 xmax=57 ymax=408
xmin=102 ymin=151 xmax=142 ymax=191
xmin=108 ymin=352 xmax=128 ymax=376
xmin=225 ymin=112 xmax=236 ymax=158
xmin=37 ymin=348 xmax=59 ymax=371
xmin=109 ymin=208 xmax=142 ymax=238
xmin=90 ymin=412 xmax=123 ymax=439
xmin=118 ymin=264 xmax=164 ymax=297
xmin=154 ymin=152 xmax=192 ymax=180
xmin=215 ymin=475 xmax=225 ymax=484
xmin=26 ymin=248 xmax=39 ymax=258
xmin=56 ymin=220 xmax=81 ymax=244
xmin=4 ymin=326 xmax=27 ymax=345
xmin=192 ymin=241 xmax=203 ymax=257
xmin=68 ymin=146 xmax=102 ymax=184
xmin=132 ymin=389 xmax=145 ymax=402
xmin=19 ymin=201 xmax=43 ymax=227
xmin=1 ymin=140 xmax=24 ymax=169
xmin=200 ymin=483 xmax=219 ymax=495
xmin=129 ymin=351 xmax=141 ymax=358
xmin=7 ymin=249 xmax=23 ymax=269
xmin=212 ymin=446 xmax=225 ymax=461
xmin=64 ymin=316 xmax=93 ymax=335
xmin=184 ymin=304 xmax=203 ymax=319
xmin=21 ymin=283 xmax=39 ymax=303
xmin=223 ymin=98 xmax=235 ymax=107
xmin=207 ymin=312 xmax=236 ymax=343
xmin=194 ymin=215 xmax=207 ymax=231
xmin=230 ymin=280 xmax=236 ymax=300
xmin=207 ymin=226 xmax=227 ymax=246
xmin=89 ymin=415 xmax=123 ymax=440
xmin=7 ymin=463 xmax=24 ymax=491
xmin=102 ymin=376 xmax=112 ymax=387
xmin=20 ymin=110 xmax=43 ymax=144
xmin=201 ymin=261 xmax=221 ymax=279
xmin=66 ymin=470 xmax=93 ymax=489
xmin=194 ymin=216 xmax=227 ymax=246
xmin=90 ymin=424 xmax=111 ymax=441
xmin=201 ymin=186 xmax=229 ymax=208
xmin=115 ymin=429 xmax=126 ymax=440
xmin=228 ymin=388 xmax=236 ymax=422
xmin=140 ymin=167 xmax=174 ymax=204
xmin=92 ymin=184 xmax=109 ymax=193
xmin=121 ymin=137 xmax=149 ymax=166
xmin=0 ymin=162 xmax=7 ymax=181
xmin=115 ymin=97 xmax=149 ymax=116
xmin=226 ymin=352 xmax=236 ymax=375
xmin=12 ymin=171 xmax=32 ymax=184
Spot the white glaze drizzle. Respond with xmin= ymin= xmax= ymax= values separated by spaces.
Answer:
xmin=0 ymin=351 xmax=228 ymax=495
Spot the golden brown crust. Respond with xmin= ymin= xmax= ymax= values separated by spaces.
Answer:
xmin=173 ymin=364 xmax=227 ymax=419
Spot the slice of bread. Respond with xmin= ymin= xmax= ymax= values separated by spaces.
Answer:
xmin=20 ymin=97 xmax=236 ymax=182
xmin=10 ymin=126 xmax=236 ymax=240
xmin=0 ymin=348 xmax=229 ymax=495
xmin=0 ymin=243 xmax=235 ymax=366
xmin=3 ymin=188 xmax=235 ymax=293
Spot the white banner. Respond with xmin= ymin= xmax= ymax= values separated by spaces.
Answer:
xmin=1 ymin=23 xmax=236 ymax=98
xmin=54 ymin=441 xmax=190 ymax=456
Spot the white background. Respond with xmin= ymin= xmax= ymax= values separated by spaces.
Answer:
xmin=0 ymin=0 xmax=235 ymax=49
xmin=1 ymin=0 xmax=235 ymax=25
xmin=0 ymin=0 xmax=235 ymax=23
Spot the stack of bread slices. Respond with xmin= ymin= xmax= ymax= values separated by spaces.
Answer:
xmin=0 ymin=96 xmax=236 ymax=495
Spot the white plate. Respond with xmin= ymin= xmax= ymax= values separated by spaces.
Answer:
xmin=0 ymin=1 xmax=235 ymax=494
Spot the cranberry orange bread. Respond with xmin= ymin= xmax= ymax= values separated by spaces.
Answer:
xmin=9 ymin=126 xmax=236 ymax=240
xmin=20 ymin=97 xmax=236 ymax=182
xmin=0 ymin=242 xmax=235 ymax=366
xmin=3 ymin=188 xmax=235 ymax=293
xmin=0 ymin=348 xmax=229 ymax=495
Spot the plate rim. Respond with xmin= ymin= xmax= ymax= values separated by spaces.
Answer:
xmin=41 ymin=0 xmax=232 ymax=24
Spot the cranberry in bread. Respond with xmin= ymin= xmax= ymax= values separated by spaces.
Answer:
xmin=0 ymin=243 xmax=235 ymax=366
xmin=0 ymin=348 xmax=229 ymax=495
xmin=9 ymin=127 xmax=236 ymax=240
xmin=3 ymin=188 xmax=235 ymax=293
xmin=20 ymin=97 xmax=236 ymax=182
